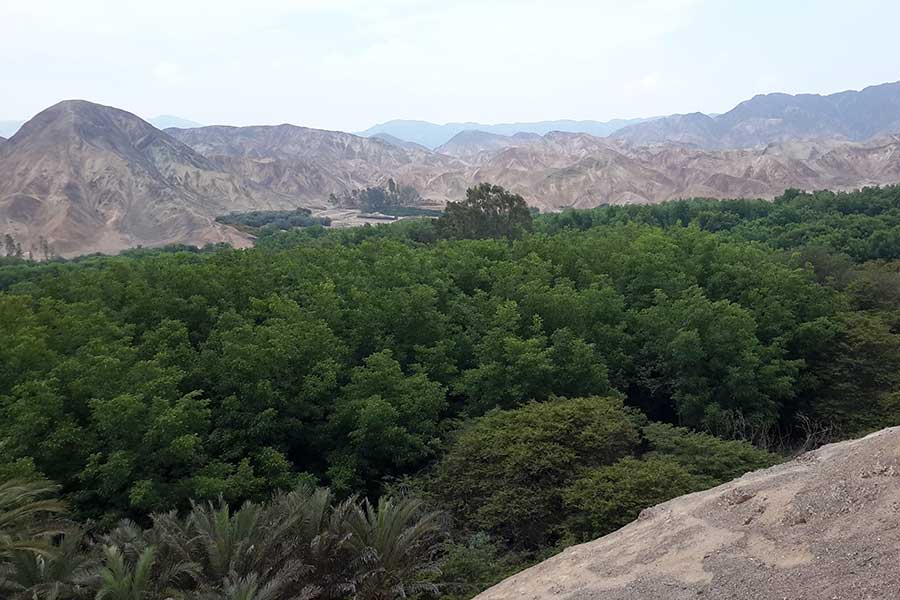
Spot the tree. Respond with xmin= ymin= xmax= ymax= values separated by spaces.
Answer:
xmin=0 ymin=479 xmax=66 ymax=561
xmin=345 ymin=496 xmax=443 ymax=600
xmin=95 ymin=545 xmax=163 ymax=600
xmin=641 ymin=422 xmax=777 ymax=487
xmin=430 ymin=397 xmax=640 ymax=549
xmin=436 ymin=184 xmax=532 ymax=240
xmin=562 ymin=457 xmax=699 ymax=541
xmin=0 ymin=529 xmax=95 ymax=600
xmin=329 ymin=350 xmax=446 ymax=495
xmin=3 ymin=234 xmax=16 ymax=258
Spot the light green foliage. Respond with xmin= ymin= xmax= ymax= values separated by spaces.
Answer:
xmin=562 ymin=457 xmax=699 ymax=541
xmin=330 ymin=350 xmax=447 ymax=494
xmin=431 ymin=397 xmax=640 ymax=549
xmin=1 ymin=479 xmax=444 ymax=600
xmin=0 ymin=479 xmax=65 ymax=560
xmin=641 ymin=423 xmax=778 ymax=487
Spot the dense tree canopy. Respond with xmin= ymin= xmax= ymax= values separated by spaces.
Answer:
xmin=2 ymin=184 xmax=900 ymax=598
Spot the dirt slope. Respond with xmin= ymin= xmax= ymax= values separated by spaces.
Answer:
xmin=475 ymin=427 xmax=900 ymax=600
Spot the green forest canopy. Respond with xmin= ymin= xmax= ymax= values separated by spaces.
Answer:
xmin=3 ymin=184 xmax=900 ymax=598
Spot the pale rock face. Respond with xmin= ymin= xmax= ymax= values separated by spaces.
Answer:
xmin=474 ymin=426 xmax=900 ymax=600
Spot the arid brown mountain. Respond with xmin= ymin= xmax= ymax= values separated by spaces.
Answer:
xmin=454 ymin=132 xmax=900 ymax=210
xmin=5 ymin=92 xmax=900 ymax=257
xmin=0 ymin=100 xmax=294 ymax=257
xmin=435 ymin=130 xmax=539 ymax=160
xmin=369 ymin=132 xmax=430 ymax=152
xmin=615 ymin=81 xmax=900 ymax=149
xmin=475 ymin=426 xmax=900 ymax=600
xmin=166 ymin=123 xmax=469 ymax=205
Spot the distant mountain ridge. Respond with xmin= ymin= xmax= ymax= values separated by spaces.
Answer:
xmin=148 ymin=115 xmax=203 ymax=129
xmin=4 ymin=81 xmax=900 ymax=257
xmin=357 ymin=117 xmax=655 ymax=149
xmin=370 ymin=132 xmax=430 ymax=152
xmin=614 ymin=81 xmax=900 ymax=148
xmin=435 ymin=130 xmax=539 ymax=160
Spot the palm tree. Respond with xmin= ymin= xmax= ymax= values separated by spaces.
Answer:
xmin=344 ymin=497 xmax=443 ymax=600
xmin=99 ymin=516 xmax=200 ymax=600
xmin=268 ymin=488 xmax=353 ymax=600
xmin=0 ymin=529 xmax=95 ymax=599
xmin=95 ymin=545 xmax=159 ymax=600
xmin=0 ymin=479 xmax=66 ymax=559
xmin=201 ymin=572 xmax=319 ymax=600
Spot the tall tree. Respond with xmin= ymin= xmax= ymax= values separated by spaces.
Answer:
xmin=436 ymin=184 xmax=532 ymax=240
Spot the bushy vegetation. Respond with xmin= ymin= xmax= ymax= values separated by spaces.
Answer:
xmin=3 ymin=184 xmax=900 ymax=598
xmin=435 ymin=183 xmax=532 ymax=240
xmin=216 ymin=208 xmax=331 ymax=234
xmin=330 ymin=179 xmax=425 ymax=214
xmin=0 ymin=480 xmax=442 ymax=599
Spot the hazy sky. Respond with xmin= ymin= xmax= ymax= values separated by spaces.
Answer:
xmin=3 ymin=0 xmax=899 ymax=131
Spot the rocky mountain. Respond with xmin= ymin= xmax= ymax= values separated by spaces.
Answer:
xmin=5 ymin=87 xmax=900 ymax=258
xmin=358 ymin=117 xmax=655 ymax=149
xmin=435 ymin=130 xmax=541 ymax=160
xmin=166 ymin=123 xmax=467 ymax=204
xmin=0 ymin=100 xmax=292 ymax=257
xmin=615 ymin=81 xmax=900 ymax=149
xmin=476 ymin=426 xmax=900 ymax=600
xmin=370 ymin=132 xmax=430 ymax=152
xmin=451 ymin=132 xmax=900 ymax=210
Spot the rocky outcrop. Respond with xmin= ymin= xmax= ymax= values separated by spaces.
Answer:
xmin=475 ymin=427 xmax=900 ymax=600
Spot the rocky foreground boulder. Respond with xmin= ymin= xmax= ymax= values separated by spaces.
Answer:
xmin=475 ymin=427 xmax=900 ymax=600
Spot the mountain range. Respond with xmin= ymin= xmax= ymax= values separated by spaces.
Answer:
xmin=3 ymin=81 xmax=900 ymax=257
xmin=613 ymin=81 xmax=900 ymax=148
xmin=358 ymin=117 xmax=655 ymax=149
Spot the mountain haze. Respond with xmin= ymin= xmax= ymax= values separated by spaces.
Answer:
xmin=358 ymin=117 xmax=655 ymax=149
xmin=148 ymin=115 xmax=203 ymax=129
xmin=0 ymin=120 xmax=23 ymax=138
xmin=435 ymin=130 xmax=540 ymax=160
xmin=370 ymin=132 xmax=430 ymax=152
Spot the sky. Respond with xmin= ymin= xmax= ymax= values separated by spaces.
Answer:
xmin=2 ymin=0 xmax=899 ymax=132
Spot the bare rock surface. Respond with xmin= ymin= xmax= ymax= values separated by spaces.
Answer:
xmin=475 ymin=427 xmax=900 ymax=600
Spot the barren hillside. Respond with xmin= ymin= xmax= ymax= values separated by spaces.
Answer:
xmin=0 ymin=100 xmax=294 ymax=256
